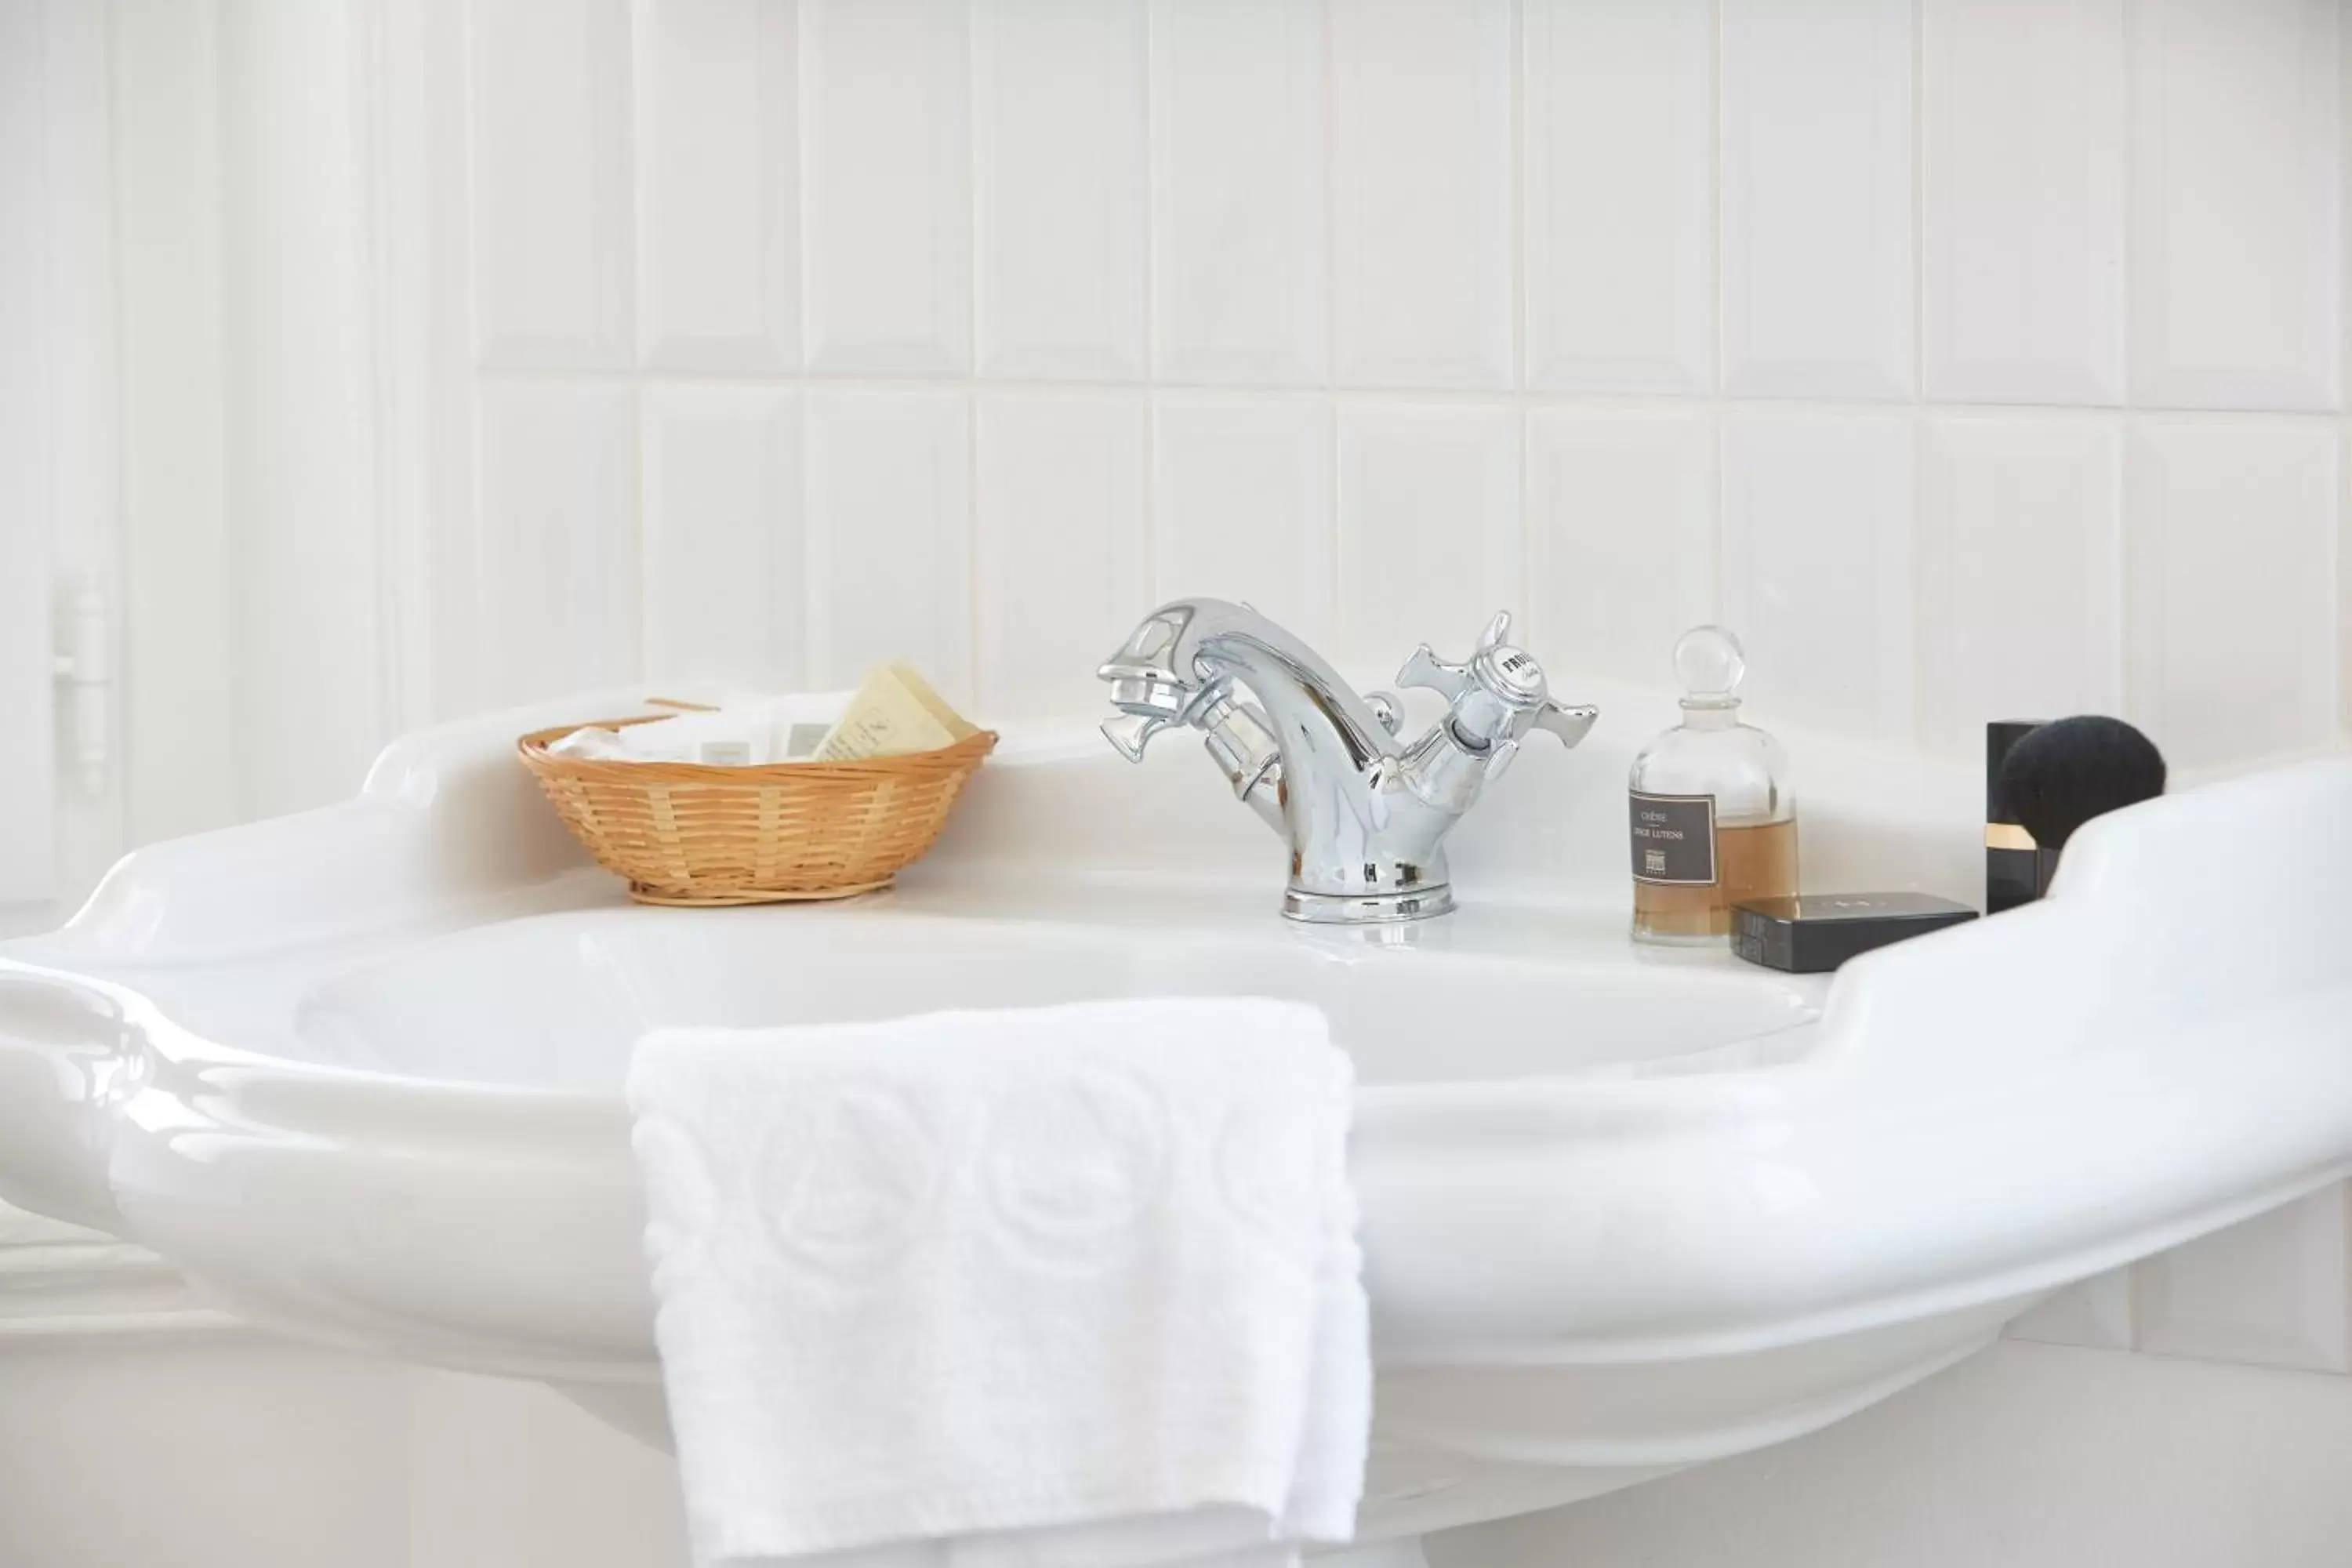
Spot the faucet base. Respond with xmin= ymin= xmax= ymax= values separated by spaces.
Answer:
xmin=1282 ymin=885 xmax=1457 ymax=925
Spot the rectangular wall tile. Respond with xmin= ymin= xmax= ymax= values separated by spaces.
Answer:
xmin=2130 ymin=0 xmax=2340 ymax=411
xmin=2125 ymin=420 xmax=2339 ymax=767
xmin=2135 ymin=1185 xmax=2351 ymax=1372
xmin=1922 ymin=0 xmax=2125 ymax=405
xmin=1330 ymin=0 xmax=1513 ymax=388
xmin=974 ymin=0 xmax=1146 ymax=379
xmin=800 ymin=0 xmax=971 ymax=376
xmin=804 ymin=390 xmax=972 ymax=700
xmin=633 ymin=0 xmax=799 ymax=372
xmin=1722 ymin=0 xmax=1914 ymax=400
xmin=640 ymin=387 xmax=803 ymax=686
xmin=1526 ymin=408 xmax=1715 ymax=689
xmin=975 ymin=393 xmax=1147 ymax=717
xmin=1916 ymin=416 xmax=2122 ymax=756
xmin=1149 ymin=0 xmax=1326 ymax=384
xmin=1523 ymin=0 xmax=1713 ymax=395
xmin=467 ymin=0 xmax=633 ymax=368
xmin=475 ymin=385 xmax=641 ymax=704
xmin=1335 ymin=403 xmax=1522 ymax=673
xmin=1152 ymin=394 xmax=1334 ymax=647
xmin=2005 ymin=1269 xmax=2134 ymax=1352
xmin=0 ymin=2 xmax=56 ymax=900
xmin=1722 ymin=411 xmax=1914 ymax=743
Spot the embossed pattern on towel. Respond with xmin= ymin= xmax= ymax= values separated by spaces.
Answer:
xmin=626 ymin=996 xmax=1367 ymax=1567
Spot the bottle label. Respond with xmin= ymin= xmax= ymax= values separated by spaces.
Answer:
xmin=1629 ymin=791 xmax=1717 ymax=885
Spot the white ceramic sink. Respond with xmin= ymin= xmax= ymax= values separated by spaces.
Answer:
xmin=4 ymin=690 xmax=2351 ymax=1542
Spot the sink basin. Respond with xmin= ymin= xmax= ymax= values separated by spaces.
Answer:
xmin=289 ymin=901 xmax=1818 ymax=1092
xmin=5 ymin=690 xmax=2350 ymax=1543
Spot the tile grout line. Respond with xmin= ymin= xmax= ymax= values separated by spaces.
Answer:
xmin=1512 ymin=0 xmax=1532 ymax=630
xmin=1137 ymin=0 xmax=1159 ymax=609
xmin=963 ymin=0 xmax=982 ymax=704
xmin=478 ymin=363 xmax=2352 ymax=427
xmin=1906 ymin=0 xmax=1926 ymax=748
xmin=1709 ymin=0 xmax=1727 ymax=626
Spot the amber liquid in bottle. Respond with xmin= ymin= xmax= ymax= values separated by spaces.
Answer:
xmin=1631 ymin=818 xmax=1799 ymax=941
xmin=1628 ymin=626 xmax=1796 ymax=946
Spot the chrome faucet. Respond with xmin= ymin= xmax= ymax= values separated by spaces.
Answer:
xmin=1097 ymin=599 xmax=1597 ymax=923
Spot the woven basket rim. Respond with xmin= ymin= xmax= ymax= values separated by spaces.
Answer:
xmin=517 ymin=714 xmax=997 ymax=782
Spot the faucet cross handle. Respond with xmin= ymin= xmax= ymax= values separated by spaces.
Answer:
xmin=1398 ymin=610 xmax=1599 ymax=760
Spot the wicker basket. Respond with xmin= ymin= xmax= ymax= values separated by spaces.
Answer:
xmin=517 ymin=713 xmax=997 ymax=906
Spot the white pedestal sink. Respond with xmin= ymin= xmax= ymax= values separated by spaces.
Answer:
xmin=2 ymin=688 xmax=2349 ymax=1546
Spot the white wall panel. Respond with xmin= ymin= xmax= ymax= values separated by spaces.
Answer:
xmin=1151 ymin=394 xmax=1334 ymax=647
xmin=975 ymin=393 xmax=1147 ymax=717
xmin=1149 ymin=0 xmax=1326 ymax=385
xmin=2130 ymin=0 xmax=2340 ymax=411
xmin=1443 ymin=1339 xmax=2352 ymax=1568
xmin=974 ymin=0 xmax=1146 ymax=380
xmin=1722 ymin=411 xmax=1914 ymax=744
xmin=114 ymin=0 xmax=240 ymax=842
xmin=2135 ymin=1185 xmax=2352 ymax=1373
xmin=1915 ymin=416 xmax=2122 ymax=756
xmin=633 ymin=0 xmax=799 ymax=372
xmin=1526 ymin=408 xmax=1715 ymax=690
xmin=2005 ymin=1269 xmax=2134 ymax=1352
xmin=1330 ymin=0 xmax=1513 ymax=388
xmin=1722 ymin=0 xmax=1915 ymax=400
xmin=2124 ymin=420 xmax=2339 ymax=768
xmin=1335 ymin=403 xmax=1522 ymax=672
xmin=1522 ymin=0 xmax=1713 ymax=395
xmin=640 ymin=387 xmax=803 ymax=688
xmin=800 ymin=0 xmax=971 ymax=376
xmin=1922 ymin=0 xmax=2125 ymax=405
xmin=0 ymin=2 xmax=56 ymax=902
xmin=220 ymin=0 xmax=387 ymax=821
xmin=804 ymin=390 xmax=973 ymax=701
xmin=474 ymin=384 xmax=642 ymax=705
xmin=467 ymin=0 xmax=633 ymax=369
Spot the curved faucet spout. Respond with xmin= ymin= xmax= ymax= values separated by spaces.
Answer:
xmin=1099 ymin=599 xmax=1388 ymax=761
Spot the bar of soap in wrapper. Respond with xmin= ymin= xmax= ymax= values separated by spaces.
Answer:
xmin=814 ymin=662 xmax=980 ymax=760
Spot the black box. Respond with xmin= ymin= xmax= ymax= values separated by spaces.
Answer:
xmin=1730 ymin=893 xmax=1979 ymax=974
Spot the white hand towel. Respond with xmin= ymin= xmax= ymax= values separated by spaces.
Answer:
xmin=627 ymin=997 xmax=1368 ymax=1568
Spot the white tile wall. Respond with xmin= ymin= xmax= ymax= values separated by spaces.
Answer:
xmin=975 ymin=391 xmax=1148 ymax=716
xmin=2125 ymin=420 xmax=2339 ymax=767
xmin=1329 ymin=0 xmax=1514 ymax=388
xmin=1721 ymin=0 xmax=1915 ymax=401
xmin=473 ymin=384 xmax=641 ymax=706
xmin=638 ymin=387 xmax=803 ymax=686
xmin=2134 ymin=1186 xmax=2352 ymax=1373
xmin=632 ymin=0 xmax=800 ymax=373
xmin=2006 ymin=1268 xmax=2135 ymax=1352
xmin=1526 ymin=408 xmax=1716 ymax=690
xmin=1150 ymin=394 xmax=1334 ymax=646
xmin=1523 ymin=0 xmax=1715 ymax=396
xmin=799 ymin=0 xmax=972 ymax=376
xmin=429 ymin=0 xmax=2350 ymax=777
xmin=1148 ymin=0 xmax=1326 ymax=386
xmin=1335 ymin=402 xmax=1522 ymax=670
xmin=803 ymin=389 xmax=973 ymax=699
xmin=1921 ymin=0 xmax=2126 ymax=405
xmin=1915 ymin=415 xmax=2122 ymax=755
xmin=466 ymin=0 xmax=634 ymax=370
xmin=2129 ymin=0 xmax=2340 ymax=412
xmin=972 ymin=0 xmax=1147 ymax=380
xmin=1722 ymin=411 xmax=1915 ymax=740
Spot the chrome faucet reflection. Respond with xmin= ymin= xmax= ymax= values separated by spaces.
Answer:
xmin=1097 ymin=599 xmax=1597 ymax=924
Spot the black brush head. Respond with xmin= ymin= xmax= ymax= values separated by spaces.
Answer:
xmin=1996 ymin=715 xmax=2167 ymax=851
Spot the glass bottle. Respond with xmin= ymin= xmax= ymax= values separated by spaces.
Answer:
xmin=1628 ymin=626 xmax=1796 ymax=946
